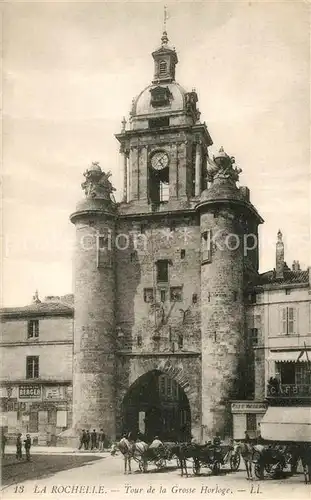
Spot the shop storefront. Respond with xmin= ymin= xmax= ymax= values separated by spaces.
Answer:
xmin=0 ymin=383 xmax=72 ymax=444
xmin=231 ymin=401 xmax=267 ymax=440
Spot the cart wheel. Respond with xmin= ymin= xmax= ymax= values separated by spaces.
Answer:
xmin=213 ymin=462 xmax=221 ymax=475
xmin=230 ymin=453 xmax=241 ymax=472
xmin=155 ymin=459 xmax=165 ymax=469
xmin=254 ymin=463 xmax=264 ymax=480
xmin=193 ymin=460 xmax=200 ymax=476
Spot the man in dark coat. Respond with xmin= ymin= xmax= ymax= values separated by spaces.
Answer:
xmin=85 ymin=430 xmax=90 ymax=450
xmin=78 ymin=429 xmax=86 ymax=450
xmin=24 ymin=434 xmax=31 ymax=461
xmin=16 ymin=433 xmax=22 ymax=460
xmin=98 ymin=429 xmax=105 ymax=451
xmin=91 ymin=429 xmax=97 ymax=450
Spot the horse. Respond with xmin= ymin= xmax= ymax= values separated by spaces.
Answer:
xmin=238 ymin=441 xmax=255 ymax=480
xmin=118 ymin=436 xmax=135 ymax=474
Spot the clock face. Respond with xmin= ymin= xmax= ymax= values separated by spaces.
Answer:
xmin=151 ymin=151 xmax=169 ymax=171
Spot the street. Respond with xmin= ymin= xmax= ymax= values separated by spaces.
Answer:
xmin=1 ymin=451 xmax=310 ymax=500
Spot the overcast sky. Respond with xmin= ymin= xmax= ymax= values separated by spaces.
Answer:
xmin=2 ymin=0 xmax=310 ymax=306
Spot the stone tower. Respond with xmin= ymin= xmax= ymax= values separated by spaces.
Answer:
xmin=197 ymin=150 xmax=263 ymax=439
xmin=69 ymin=29 xmax=263 ymax=442
xmin=70 ymin=163 xmax=117 ymax=435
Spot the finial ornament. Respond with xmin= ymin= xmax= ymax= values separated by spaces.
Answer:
xmin=121 ymin=117 xmax=127 ymax=132
xmin=277 ymin=229 xmax=283 ymax=241
xmin=206 ymin=147 xmax=242 ymax=183
xmin=161 ymin=6 xmax=169 ymax=46
xmin=81 ymin=162 xmax=116 ymax=202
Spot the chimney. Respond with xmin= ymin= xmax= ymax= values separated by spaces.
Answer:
xmin=292 ymin=260 xmax=301 ymax=271
xmin=275 ymin=230 xmax=284 ymax=279
xmin=32 ymin=290 xmax=41 ymax=304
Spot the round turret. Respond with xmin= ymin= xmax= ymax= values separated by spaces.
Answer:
xmin=70 ymin=163 xmax=117 ymax=438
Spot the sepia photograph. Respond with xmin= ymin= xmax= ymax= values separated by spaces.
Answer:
xmin=1 ymin=1 xmax=310 ymax=499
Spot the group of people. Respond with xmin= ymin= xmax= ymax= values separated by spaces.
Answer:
xmin=78 ymin=429 xmax=106 ymax=451
xmin=16 ymin=433 xmax=32 ymax=461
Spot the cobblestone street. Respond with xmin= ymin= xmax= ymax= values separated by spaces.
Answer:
xmin=1 ymin=452 xmax=310 ymax=500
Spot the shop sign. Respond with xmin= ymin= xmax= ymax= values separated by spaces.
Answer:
xmin=19 ymin=385 xmax=41 ymax=400
xmin=231 ymin=402 xmax=267 ymax=413
xmin=43 ymin=386 xmax=65 ymax=401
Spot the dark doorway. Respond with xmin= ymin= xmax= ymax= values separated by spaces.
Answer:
xmin=122 ymin=370 xmax=191 ymax=442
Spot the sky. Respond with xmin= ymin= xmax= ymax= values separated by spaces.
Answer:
xmin=2 ymin=0 xmax=310 ymax=306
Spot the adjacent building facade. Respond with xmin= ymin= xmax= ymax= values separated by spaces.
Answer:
xmin=1 ymin=31 xmax=310 ymax=443
xmin=0 ymin=294 xmax=74 ymax=444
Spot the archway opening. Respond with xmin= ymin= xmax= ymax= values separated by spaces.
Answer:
xmin=121 ymin=370 xmax=191 ymax=442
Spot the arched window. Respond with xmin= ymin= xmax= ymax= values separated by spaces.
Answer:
xmin=159 ymin=60 xmax=167 ymax=75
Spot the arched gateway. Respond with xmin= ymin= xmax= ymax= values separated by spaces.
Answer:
xmin=121 ymin=370 xmax=191 ymax=441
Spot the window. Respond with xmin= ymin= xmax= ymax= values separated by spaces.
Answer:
xmin=159 ymin=376 xmax=166 ymax=396
xmin=180 ymin=249 xmax=185 ymax=259
xmin=192 ymin=293 xmax=198 ymax=304
xmin=97 ymin=235 xmax=112 ymax=268
xmin=201 ymin=230 xmax=212 ymax=262
xmin=27 ymin=320 xmax=39 ymax=339
xmin=170 ymin=286 xmax=183 ymax=302
xmin=246 ymin=414 xmax=257 ymax=432
xmin=149 ymin=117 xmax=169 ymax=129
xmin=167 ymin=377 xmax=172 ymax=396
xmin=277 ymin=362 xmax=295 ymax=385
xmin=160 ymin=289 xmax=166 ymax=302
xmin=173 ymin=380 xmax=178 ymax=399
xmin=26 ymin=356 xmax=39 ymax=379
xmin=281 ymin=307 xmax=296 ymax=335
xmin=277 ymin=362 xmax=311 ymax=386
xmin=250 ymin=328 xmax=258 ymax=345
xmin=159 ymin=60 xmax=167 ymax=75
xmin=156 ymin=260 xmax=169 ymax=283
xmin=144 ymin=288 xmax=154 ymax=303
xmin=137 ymin=335 xmax=142 ymax=347
xmin=249 ymin=293 xmax=257 ymax=304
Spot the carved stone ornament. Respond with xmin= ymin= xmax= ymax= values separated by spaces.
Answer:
xmin=206 ymin=147 xmax=242 ymax=183
xmin=81 ymin=162 xmax=116 ymax=201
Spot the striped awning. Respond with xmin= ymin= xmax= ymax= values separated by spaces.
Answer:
xmin=261 ymin=407 xmax=311 ymax=442
xmin=268 ymin=350 xmax=310 ymax=363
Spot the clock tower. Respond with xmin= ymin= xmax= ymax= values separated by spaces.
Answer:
xmin=116 ymin=31 xmax=213 ymax=214
xmin=71 ymin=28 xmax=263 ymax=442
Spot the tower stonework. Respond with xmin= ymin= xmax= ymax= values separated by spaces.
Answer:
xmin=69 ymin=32 xmax=263 ymax=442
xmin=70 ymin=165 xmax=117 ymax=436
xmin=197 ymin=151 xmax=263 ymax=439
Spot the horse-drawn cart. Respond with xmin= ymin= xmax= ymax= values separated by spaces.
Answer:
xmin=133 ymin=443 xmax=175 ymax=472
xmin=192 ymin=443 xmax=241 ymax=475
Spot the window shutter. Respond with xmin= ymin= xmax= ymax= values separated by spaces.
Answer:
xmin=288 ymin=307 xmax=294 ymax=334
xmin=280 ymin=307 xmax=287 ymax=334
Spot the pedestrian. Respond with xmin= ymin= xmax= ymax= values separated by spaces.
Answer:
xmin=1 ymin=431 xmax=7 ymax=457
xmin=91 ymin=429 xmax=97 ymax=450
xmin=78 ymin=429 xmax=86 ymax=450
xmin=98 ymin=429 xmax=105 ymax=451
xmin=16 ymin=433 xmax=22 ymax=460
xmin=85 ymin=430 xmax=90 ymax=450
xmin=24 ymin=434 xmax=31 ymax=461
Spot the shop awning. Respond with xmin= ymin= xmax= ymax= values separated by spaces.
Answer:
xmin=268 ymin=350 xmax=310 ymax=363
xmin=261 ymin=407 xmax=311 ymax=442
